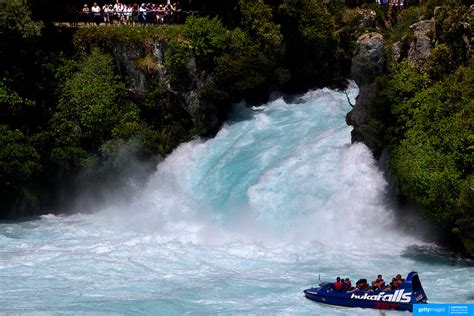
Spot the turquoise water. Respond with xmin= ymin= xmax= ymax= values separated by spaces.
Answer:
xmin=1 ymin=84 xmax=472 ymax=314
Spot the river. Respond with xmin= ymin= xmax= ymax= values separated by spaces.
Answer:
xmin=1 ymin=84 xmax=472 ymax=314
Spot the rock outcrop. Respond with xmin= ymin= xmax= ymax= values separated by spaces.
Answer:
xmin=407 ymin=20 xmax=435 ymax=67
xmin=350 ymin=32 xmax=385 ymax=86
xmin=346 ymin=32 xmax=385 ymax=154
xmin=86 ymin=38 xmax=223 ymax=134
xmin=347 ymin=20 xmax=436 ymax=155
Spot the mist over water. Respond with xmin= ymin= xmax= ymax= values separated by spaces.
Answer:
xmin=1 ymin=84 xmax=473 ymax=314
xmin=105 ymin=83 xmax=396 ymax=245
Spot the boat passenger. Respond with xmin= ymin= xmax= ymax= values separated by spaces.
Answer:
xmin=360 ymin=279 xmax=369 ymax=291
xmin=371 ymin=274 xmax=385 ymax=291
xmin=340 ymin=278 xmax=347 ymax=291
xmin=344 ymin=278 xmax=353 ymax=291
xmin=395 ymin=274 xmax=405 ymax=286
xmin=382 ymin=277 xmax=398 ymax=291
xmin=332 ymin=277 xmax=344 ymax=292
xmin=388 ymin=274 xmax=404 ymax=289
xmin=348 ymin=278 xmax=369 ymax=293
xmin=383 ymin=274 xmax=405 ymax=291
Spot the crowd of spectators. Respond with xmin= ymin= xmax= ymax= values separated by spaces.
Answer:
xmin=79 ymin=0 xmax=185 ymax=25
xmin=375 ymin=0 xmax=405 ymax=5
xmin=65 ymin=0 xmax=406 ymax=27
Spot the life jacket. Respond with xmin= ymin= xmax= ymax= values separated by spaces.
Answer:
xmin=333 ymin=281 xmax=343 ymax=291
xmin=373 ymin=279 xmax=385 ymax=288
xmin=390 ymin=281 xmax=399 ymax=290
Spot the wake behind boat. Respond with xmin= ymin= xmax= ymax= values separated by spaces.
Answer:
xmin=303 ymin=271 xmax=428 ymax=312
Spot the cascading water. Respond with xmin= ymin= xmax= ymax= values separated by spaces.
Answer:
xmin=1 ymin=84 xmax=472 ymax=314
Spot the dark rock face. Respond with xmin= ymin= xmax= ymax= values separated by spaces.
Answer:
xmin=347 ymin=22 xmax=435 ymax=154
xmin=109 ymin=39 xmax=222 ymax=134
xmin=112 ymin=40 xmax=169 ymax=95
xmin=113 ymin=44 xmax=148 ymax=94
xmin=346 ymin=84 xmax=373 ymax=129
xmin=346 ymin=32 xmax=385 ymax=154
xmin=350 ymin=32 xmax=385 ymax=86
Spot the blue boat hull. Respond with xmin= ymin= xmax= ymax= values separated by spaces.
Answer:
xmin=303 ymin=271 xmax=428 ymax=312
xmin=304 ymin=288 xmax=414 ymax=311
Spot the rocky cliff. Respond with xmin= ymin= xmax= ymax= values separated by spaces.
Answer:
xmin=346 ymin=19 xmax=436 ymax=156
xmin=346 ymin=5 xmax=473 ymax=257
xmin=74 ymin=28 xmax=224 ymax=136
xmin=346 ymin=32 xmax=385 ymax=154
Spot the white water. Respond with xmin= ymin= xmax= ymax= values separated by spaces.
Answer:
xmin=1 ymin=84 xmax=472 ymax=314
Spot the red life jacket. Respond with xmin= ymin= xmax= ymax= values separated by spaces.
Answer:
xmin=333 ymin=281 xmax=343 ymax=291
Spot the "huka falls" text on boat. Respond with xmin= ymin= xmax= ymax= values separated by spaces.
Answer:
xmin=303 ymin=271 xmax=428 ymax=312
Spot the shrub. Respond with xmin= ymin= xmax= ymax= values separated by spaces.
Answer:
xmin=386 ymin=59 xmax=474 ymax=255
xmin=0 ymin=0 xmax=42 ymax=41
xmin=0 ymin=124 xmax=40 ymax=191
xmin=184 ymin=15 xmax=229 ymax=70
xmin=164 ymin=40 xmax=194 ymax=92
xmin=278 ymin=0 xmax=339 ymax=89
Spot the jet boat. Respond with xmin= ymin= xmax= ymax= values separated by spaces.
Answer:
xmin=303 ymin=271 xmax=428 ymax=312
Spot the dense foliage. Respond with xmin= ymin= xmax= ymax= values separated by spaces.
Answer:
xmin=366 ymin=3 xmax=473 ymax=256
xmin=389 ymin=62 xmax=473 ymax=245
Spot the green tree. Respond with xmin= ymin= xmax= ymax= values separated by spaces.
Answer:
xmin=387 ymin=60 xmax=474 ymax=256
xmin=434 ymin=6 xmax=472 ymax=66
xmin=184 ymin=15 xmax=229 ymax=70
xmin=0 ymin=124 xmax=40 ymax=192
xmin=51 ymin=49 xmax=132 ymax=173
xmin=0 ymin=79 xmax=35 ymax=129
xmin=239 ymin=0 xmax=283 ymax=54
xmin=278 ymin=0 xmax=339 ymax=90
xmin=0 ymin=0 xmax=42 ymax=41
xmin=164 ymin=40 xmax=194 ymax=93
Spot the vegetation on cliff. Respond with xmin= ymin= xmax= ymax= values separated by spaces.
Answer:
xmin=0 ymin=0 xmax=344 ymax=216
xmin=361 ymin=2 xmax=473 ymax=256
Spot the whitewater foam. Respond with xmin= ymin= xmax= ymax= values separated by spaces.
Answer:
xmin=99 ymin=82 xmax=403 ymax=246
xmin=1 ymin=84 xmax=472 ymax=314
